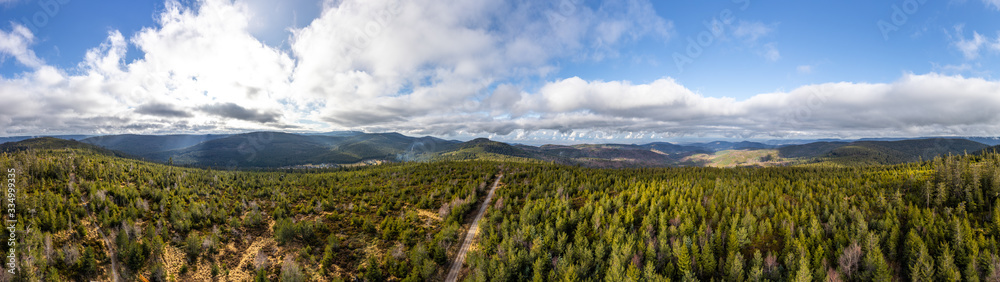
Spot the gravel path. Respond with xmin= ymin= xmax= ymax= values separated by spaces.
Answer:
xmin=445 ymin=174 xmax=502 ymax=282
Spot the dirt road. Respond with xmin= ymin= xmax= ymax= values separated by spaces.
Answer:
xmin=445 ymin=174 xmax=502 ymax=282
xmin=96 ymin=227 xmax=119 ymax=282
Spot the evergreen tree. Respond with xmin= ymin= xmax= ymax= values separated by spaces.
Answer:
xmin=937 ymin=245 xmax=961 ymax=282
xmin=700 ymin=242 xmax=717 ymax=277
xmin=993 ymin=201 xmax=1000 ymax=234
xmin=908 ymin=234 xmax=935 ymax=282
xmin=748 ymin=250 xmax=764 ymax=282
xmin=727 ymin=251 xmax=745 ymax=282
xmin=863 ymin=236 xmax=891 ymax=282
xmin=673 ymin=240 xmax=692 ymax=277
xmin=794 ymin=253 xmax=812 ymax=282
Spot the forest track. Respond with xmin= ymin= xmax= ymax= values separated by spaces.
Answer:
xmin=445 ymin=174 xmax=502 ymax=282
xmin=95 ymin=228 xmax=119 ymax=282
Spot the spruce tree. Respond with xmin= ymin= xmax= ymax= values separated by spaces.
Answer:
xmin=937 ymin=245 xmax=961 ymax=282
xmin=909 ymin=236 xmax=935 ymax=282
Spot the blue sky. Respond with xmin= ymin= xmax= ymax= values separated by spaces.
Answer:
xmin=1 ymin=0 xmax=999 ymax=143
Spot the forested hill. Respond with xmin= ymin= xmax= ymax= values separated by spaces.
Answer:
xmin=1 ymin=135 xmax=993 ymax=168
xmin=0 ymin=137 xmax=134 ymax=158
xmin=4 ymin=140 xmax=1000 ymax=280
xmin=779 ymin=138 xmax=988 ymax=165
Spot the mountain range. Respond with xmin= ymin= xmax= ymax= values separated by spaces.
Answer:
xmin=0 ymin=132 xmax=994 ymax=168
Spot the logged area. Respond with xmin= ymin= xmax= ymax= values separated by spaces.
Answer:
xmin=3 ymin=145 xmax=1000 ymax=281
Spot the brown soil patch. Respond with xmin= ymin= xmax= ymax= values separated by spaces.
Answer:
xmin=162 ymin=244 xmax=186 ymax=279
xmin=227 ymin=237 xmax=275 ymax=281
xmin=415 ymin=209 xmax=442 ymax=228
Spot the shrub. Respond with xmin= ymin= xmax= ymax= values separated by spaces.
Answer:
xmin=280 ymin=257 xmax=305 ymax=282
xmin=185 ymin=232 xmax=202 ymax=262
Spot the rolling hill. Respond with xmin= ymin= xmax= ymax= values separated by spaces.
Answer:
xmin=780 ymin=138 xmax=988 ymax=165
xmin=151 ymin=132 xmax=460 ymax=167
xmin=681 ymin=141 xmax=774 ymax=151
xmin=0 ymin=137 xmax=134 ymax=158
xmin=81 ymin=134 xmax=229 ymax=156
xmin=7 ymin=133 xmax=990 ymax=169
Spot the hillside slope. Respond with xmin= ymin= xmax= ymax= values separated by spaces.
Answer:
xmin=81 ymin=134 xmax=229 ymax=156
xmin=780 ymin=138 xmax=987 ymax=165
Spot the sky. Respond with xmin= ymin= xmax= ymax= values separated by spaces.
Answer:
xmin=0 ymin=0 xmax=999 ymax=144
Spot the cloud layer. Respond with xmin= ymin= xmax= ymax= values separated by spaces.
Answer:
xmin=0 ymin=0 xmax=999 ymax=142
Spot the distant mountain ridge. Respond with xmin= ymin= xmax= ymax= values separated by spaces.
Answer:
xmin=81 ymin=134 xmax=230 ymax=156
xmin=780 ymin=138 xmax=988 ymax=165
xmin=0 ymin=133 xmax=992 ymax=168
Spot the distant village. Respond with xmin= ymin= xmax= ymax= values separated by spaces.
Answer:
xmin=279 ymin=159 xmax=388 ymax=169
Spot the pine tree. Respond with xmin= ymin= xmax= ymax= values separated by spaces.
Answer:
xmin=728 ymin=251 xmax=745 ymax=282
xmin=937 ymin=245 xmax=961 ymax=282
xmin=993 ymin=201 xmax=1000 ymax=234
xmin=863 ymin=236 xmax=891 ymax=282
xmin=794 ymin=253 xmax=812 ymax=282
xmin=674 ymin=239 xmax=692 ymax=276
xmin=964 ymin=260 xmax=980 ymax=282
xmin=937 ymin=182 xmax=949 ymax=207
xmin=908 ymin=234 xmax=934 ymax=282
xmin=700 ymin=242 xmax=717 ymax=276
xmin=748 ymin=250 xmax=764 ymax=282
xmin=924 ymin=181 xmax=933 ymax=208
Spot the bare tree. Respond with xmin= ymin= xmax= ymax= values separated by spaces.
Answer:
xmin=838 ymin=242 xmax=863 ymax=279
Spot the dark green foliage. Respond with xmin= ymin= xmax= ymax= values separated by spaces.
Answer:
xmin=274 ymin=218 xmax=319 ymax=245
xmin=938 ymin=245 xmax=961 ymax=282
xmin=150 ymin=263 xmax=167 ymax=282
xmin=779 ymin=138 xmax=988 ymax=165
xmin=116 ymin=230 xmax=150 ymax=273
xmin=185 ymin=232 xmax=202 ymax=262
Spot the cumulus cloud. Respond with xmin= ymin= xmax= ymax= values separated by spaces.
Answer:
xmin=340 ymin=73 xmax=1000 ymax=141
xmin=288 ymin=0 xmax=672 ymax=127
xmin=0 ymin=0 xmax=296 ymax=135
xmin=1 ymin=0 xmax=999 ymax=142
xmin=951 ymin=26 xmax=1000 ymax=60
xmin=197 ymin=103 xmax=280 ymax=123
xmin=955 ymin=31 xmax=989 ymax=59
xmin=0 ymin=23 xmax=44 ymax=68
xmin=135 ymin=103 xmax=192 ymax=118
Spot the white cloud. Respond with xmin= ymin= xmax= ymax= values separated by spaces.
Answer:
xmin=2 ymin=0 xmax=1000 ymax=142
xmin=288 ymin=0 xmax=673 ymax=126
xmin=951 ymin=25 xmax=1000 ymax=60
xmin=721 ymin=20 xmax=780 ymax=62
xmin=993 ymin=32 xmax=1000 ymax=51
xmin=955 ymin=31 xmax=988 ymax=59
xmin=348 ymin=73 xmax=1000 ymax=141
xmin=0 ymin=23 xmax=44 ymax=69
xmin=0 ymin=0 xmax=298 ymax=135
xmin=732 ymin=21 xmax=775 ymax=43
xmin=797 ymin=65 xmax=813 ymax=74
xmin=0 ymin=0 xmax=674 ymax=136
xmin=984 ymin=0 xmax=1000 ymax=9
xmin=762 ymin=43 xmax=781 ymax=62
